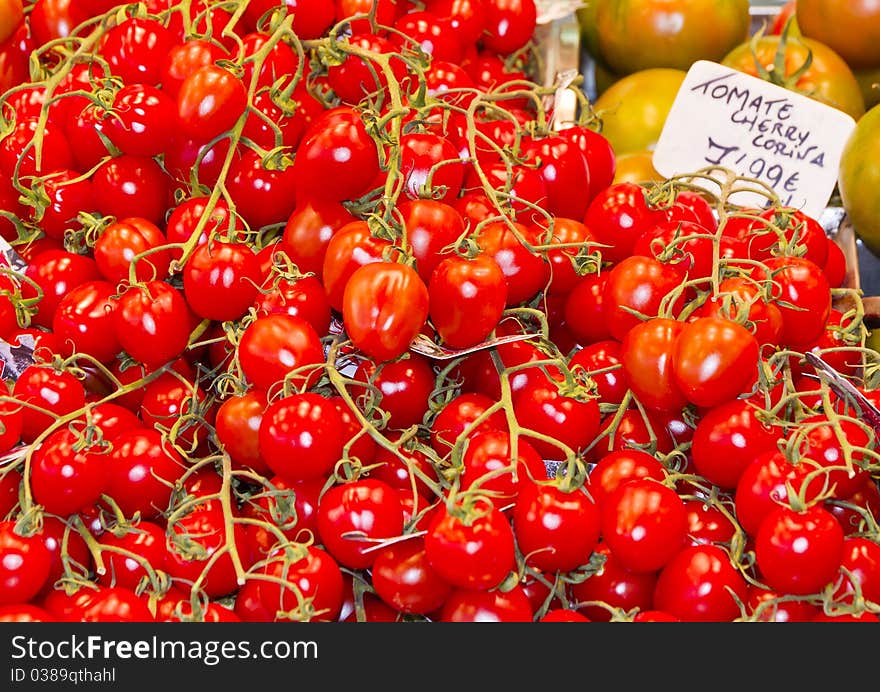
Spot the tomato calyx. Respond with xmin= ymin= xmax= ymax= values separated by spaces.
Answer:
xmin=747 ymin=22 xmax=815 ymax=92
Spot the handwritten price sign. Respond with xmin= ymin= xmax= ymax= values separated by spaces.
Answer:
xmin=652 ymin=61 xmax=856 ymax=218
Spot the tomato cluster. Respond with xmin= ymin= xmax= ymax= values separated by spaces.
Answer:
xmin=0 ymin=0 xmax=877 ymax=624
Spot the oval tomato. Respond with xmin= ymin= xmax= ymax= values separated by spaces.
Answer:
xmin=342 ymin=262 xmax=429 ymax=363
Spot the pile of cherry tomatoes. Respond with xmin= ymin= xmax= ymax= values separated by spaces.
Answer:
xmin=0 ymin=0 xmax=877 ymax=623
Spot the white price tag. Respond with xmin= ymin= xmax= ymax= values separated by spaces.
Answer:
xmin=652 ymin=60 xmax=856 ymax=218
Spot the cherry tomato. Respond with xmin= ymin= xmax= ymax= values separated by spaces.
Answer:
xmin=672 ymin=317 xmax=759 ymax=408
xmin=439 ymin=584 xmax=533 ymax=622
xmin=352 ymin=355 xmax=435 ymax=429
xmin=587 ymin=450 xmax=667 ymax=509
xmin=259 ymin=545 xmax=344 ymax=621
xmin=113 ymin=281 xmax=191 ymax=369
xmin=513 ymin=483 xmax=601 ymax=573
xmin=428 ymin=254 xmax=507 ymax=349
xmin=459 ymin=430 xmax=545 ymax=502
xmin=238 ymin=314 xmax=324 ymax=392
xmin=603 ymin=256 xmax=684 ymax=341
xmin=259 ymin=393 xmax=344 ymax=482
xmin=481 ymin=0 xmax=537 ymax=54
xmin=0 ymin=521 xmax=51 ymax=605
xmin=106 ymin=428 xmax=185 ymax=518
xmin=691 ymin=399 xmax=780 ymax=490
xmin=342 ymin=262 xmax=429 ymax=363
xmin=317 ymin=479 xmax=404 ymax=569
xmin=570 ymin=543 xmax=657 ymax=622
xmin=653 ymin=544 xmax=749 ymax=622
xmin=183 ymin=241 xmax=262 ymax=321
xmin=425 ymin=503 xmax=516 ymax=590
xmin=293 ymin=106 xmax=381 ymax=203
xmin=600 ymin=479 xmax=688 ymax=574
xmin=755 ymin=504 xmax=845 ymax=596
xmin=92 ymin=155 xmax=170 ymax=225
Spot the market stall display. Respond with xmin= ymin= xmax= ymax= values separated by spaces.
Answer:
xmin=0 ymin=0 xmax=878 ymax=624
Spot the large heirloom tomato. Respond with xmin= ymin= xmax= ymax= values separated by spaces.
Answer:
xmin=839 ymin=103 xmax=880 ymax=256
xmin=796 ymin=0 xmax=880 ymax=69
xmin=721 ymin=34 xmax=865 ymax=121
xmin=593 ymin=68 xmax=686 ymax=155
xmin=593 ymin=0 xmax=750 ymax=75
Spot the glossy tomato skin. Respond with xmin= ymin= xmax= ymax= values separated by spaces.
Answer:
xmin=475 ymin=221 xmax=550 ymax=306
xmin=653 ymin=545 xmax=749 ymax=622
xmin=52 ymin=280 xmax=120 ymax=363
xmin=399 ymin=132 xmax=464 ymax=203
xmin=569 ymin=340 xmax=627 ymax=405
xmin=603 ymin=256 xmax=684 ymax=341
xmin=259 ymin=393 xmax=344 ymax=482
xmin=238 ymin=314 xmax=324 ymax=392
xmin=754 ymin=257 xmax=831 ymax=350
xmin=570 ymin=543 xmax=658 ymax=621
xmin=756 ymin=504 xmax=845 ymax=596
xmin=247 ymin=0 xmax=335 ymax=37
xmin=105 ymin=428 xmax=186 ymax=518
xmin=282 ymin=200 xmax=355 ymax=277
xmin=215 ymin=390 xmax=269 ymax=474
xmin=832 ymin=537 xmax=880 ymax=605
xmin=522 ymin=136 xmax=591 ymax=220
xmin=317 ymin=479 xmax=404 ymax=569
xmin=734 ymin=450 xmax=821 ymax=537
xmin=182 ymin=241 xmax=262 ymax=322
xmin=512 ymin=380 xmax=601 ymax=461
xmin=398 ymin=197 xmax=468 ymax=277
xmin=746 ymin=586 xmax=821 ymax=622
xmin=459 ymin=430 xmax=545 ymax=503
xmin=620 ymin=318 xmax=687 ymax=413
xmin=160 ymin=38 xmax=228 ymax=98
xmin=321 ymin=220 xmax=393 ymax=311
xmin=352 ymin=355 xmax=435 ymax=429
xmin=91 ymin=155 xmax=170 ymax=225
xmin=0 ymin=521 xmax=52 ymax=605
xmin=564 ymin=275 xmax=613 ymax=345
xmin=439 ymin=585 xmax=533 ymax=622
xmin=226 ymin=149 xmax=299 ymax=230
xmin=12 ymin=365 xmax=86 ymax=442
xmin=430 ymin=393 xmax=507 ymax=456
xmin=600 ymin=479 xmax=688 ymax=574
xmin=96 ymin=522 xmax=167 ymax=591
xmin=594 ymin=0 xmax=750 ymax=74
xmin=342 ymin=262 xmax=429 ymax=363
xmin=513 ymin=484 xmax=601 ymax=573
xmin=99 ymin=17 xmax=174 ymax=85
xmin=113 ymin=281 xmax=191 ymax=369
xmin=371 ymin=536 xmax=452 ymax=615
xmin=30 ymin=428 xmax=106 ymax=517
xmin=23 ymin=250 xmax=100 ymax=328
xmin=671 ymin=317 xmax=759 ymax=408
xmin=259 ymin=546 xmax=344 ymax=622
xmin=94 ymin=218 xmax=171 ymax=284
xmin=690 ymin=399 xmax=780 ymax=490
xmin=481 ymin=0 xmax=537 ymax=54
xmin=293 ymin=107 xmax=380 ymax=203
xmin=104 ymin=83 xmax=175 ymax=157
xmin=428 ymin=254 xmax=507 ymax=349
xmin=797 ymin=0 xmax=880 ymax=69
xmin=425 ymin=505 xmax=516 ymax=591
xmin=587 ymin=450 xmax=667 ymax=509
xmin=165 ymin=503 xmax=251 ymax=600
